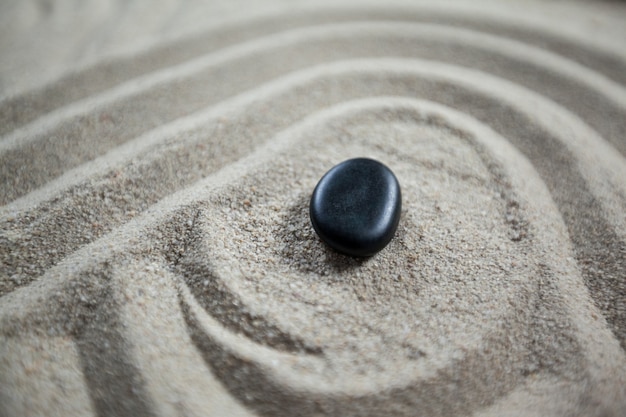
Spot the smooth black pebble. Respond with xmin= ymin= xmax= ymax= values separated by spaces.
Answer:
xmin=309 ymin=158 xmax=402 ymax=257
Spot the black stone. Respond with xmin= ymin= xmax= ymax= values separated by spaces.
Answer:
xmin=309 ymin=158 xmax=402 ymax=257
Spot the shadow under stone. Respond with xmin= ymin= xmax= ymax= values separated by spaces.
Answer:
xmin=274 ymin=194 xmax=370 ymax=277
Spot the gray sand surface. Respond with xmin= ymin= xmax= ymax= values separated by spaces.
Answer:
xmin=1 ymin=1 xmax=626 ymax=416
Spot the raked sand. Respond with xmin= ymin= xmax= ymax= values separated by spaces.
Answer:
xmin=1 ymin=1 xmax=626 ymax=416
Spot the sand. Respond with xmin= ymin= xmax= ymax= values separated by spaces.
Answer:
xmin=1 ymin=1 xmax=626 ymax=416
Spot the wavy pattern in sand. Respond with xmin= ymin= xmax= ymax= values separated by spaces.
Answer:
xmin=1 ymin=4 xmax=625 ymax=417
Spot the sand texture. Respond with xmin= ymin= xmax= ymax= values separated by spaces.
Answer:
xmin=1 ymin=0 xmax=626 ymax=416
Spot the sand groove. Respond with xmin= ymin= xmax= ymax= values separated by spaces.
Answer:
xmin=1 ymin=2 xmax=625 ymax=416
xmin=1 ymin=5 xmax=625 ymax=135
xmin=2 ymin=22 xmax=625 ymax=204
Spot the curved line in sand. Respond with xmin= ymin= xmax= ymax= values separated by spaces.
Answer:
xmin=1 ymin=4 xmax=624 ymax=135
xmin=1 ymin=61 xmax=624 ymax=357
xmin=5 ymin=51 xmax=622 ymax=215
xmin=167 ymin=97 xmax=625 ymax=413
xmin=4 ymin=97 xmax=622 ymax=407
xmin=1 ymin=22 xmax=624 ymax=204
xmin=5 ymin=85 xmax=621 ymax=410
xmin=2 ymin=58 xmax=623 ymax=257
